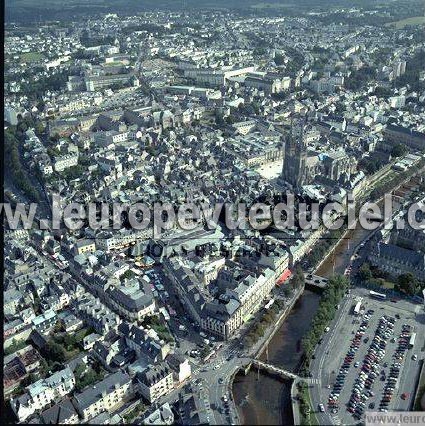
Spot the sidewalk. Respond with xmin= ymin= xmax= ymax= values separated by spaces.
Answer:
xmin=291 ymin=377 xmax=302 ymax=426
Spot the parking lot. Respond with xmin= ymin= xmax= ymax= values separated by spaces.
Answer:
xmin=312 ymin=290 xmax=424 ymax=425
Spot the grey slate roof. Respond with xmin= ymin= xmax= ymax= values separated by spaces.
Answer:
xmin=136 ymin=362 xmax=171 ymax=386
xmin=378 ymin=243 xmax=425 ymax=268
xmin=41 ymin=397 xmax=78 ymax=424
xmin=73 ymin=371 xmax=131 ymax=410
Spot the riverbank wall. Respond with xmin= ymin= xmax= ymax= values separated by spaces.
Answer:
xmin=254 ymin=284 xmax=304 ymax=360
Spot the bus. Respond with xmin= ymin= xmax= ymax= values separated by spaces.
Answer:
xmin=159 ymin=307 xmax=170 ymax=322
xmin=369 ymin=290 xmax=387 ymax=301
xmin=409 ymin=333 xmax=416 ymax=349
xmin=354 ymin=301 xmax=362 ymax=316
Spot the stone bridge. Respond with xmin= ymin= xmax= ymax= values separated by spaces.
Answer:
xmin=251 ymin=359 xmax=298 ymax=380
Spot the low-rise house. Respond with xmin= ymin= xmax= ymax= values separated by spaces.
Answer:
xmin=41 ymin=293 xmax=70 ymax=313
xmin=4 ymin=318 xmax=27 ymax=339
xmin=4 ymin=345 xmax=42 ymax=396
xmin=91 ymin=337 xmax=131 ymax=371
xmin=61 ymin=313 xmax=84 ymax=332
xmin=75 ymin=295 xmax=121 ymax=334
xmin=5 ymin=288 xmax=23 ymax=315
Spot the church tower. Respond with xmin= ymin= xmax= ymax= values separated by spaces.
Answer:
xmin=282 ymin=121 xmax=307 ymax=189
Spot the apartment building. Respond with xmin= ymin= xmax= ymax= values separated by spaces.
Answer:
xmin=183 ymin=66 xmax=255 ymax=87
xmin=258 ymin=247 xmax=290 ymax=282
xmin=11 ymin=368 xmax=75 ymax=422
xmin=53 ymin=152 xmax=79 ymax=172
xmin=226 ymin=132 xmax=284 ymax=167
xmin=94 ymin=130 xmax=129 ymax=147
xmin=368 ymin=242 xmax=425 ymax=281
xmin=104 ymin=279 xmax=156 ymax=322
xmin=384 ymin=124 xmax=425 ymax=151
xmin=202 ymin=268 xmax=275 ymax=340
xmin=85 ymin=74 xmax=133 ymax=92
xmin=75 ymin=239 xmax=97 ymax=255
xmin=232 ymin=120 xmax=256 ymax=135
xmin=75 ymin=295 xmax=121 ymax=334
xmin=227 ymin=268 xmax=275 ymax=322
xmin=166 ymin=353 xmax=192 ymax=384
xmin=32 ymin=309 xmax=57 ymax=335
xmin=136 ymin=363 xmax=174 ymax=403
xmin=73 ymin=371 xmax=133 ymax=421
xmin=95 ymin=229 xmax=152 ymax=252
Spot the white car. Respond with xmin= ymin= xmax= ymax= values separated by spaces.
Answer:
xmin=318 ymin=404 xmax=325 ymax=412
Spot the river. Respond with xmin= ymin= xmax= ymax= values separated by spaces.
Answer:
xmin=232 ymin=290 xmax=321 ymax=425
xmin=232 ymin=216 xmax=371 ymax=425
xmin=232 ymin=221 xmax=370 ymax=424
xmin=232 ymin=177 xmax=417 ymax=424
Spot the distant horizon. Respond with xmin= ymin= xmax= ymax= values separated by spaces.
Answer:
xmin=5 ymin=0 xmax=412 ymax=24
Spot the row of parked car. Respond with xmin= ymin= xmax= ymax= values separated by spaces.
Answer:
xmin=347 ymin=312 xmax=394 ymax=420
xmin=328 ymin=310 xmax=375 ymax=413
xmin=378 ymin=323 xmax=411 ymax=411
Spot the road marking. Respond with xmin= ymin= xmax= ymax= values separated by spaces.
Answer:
xmin=331 ymin=415 xmax=341 ymax=425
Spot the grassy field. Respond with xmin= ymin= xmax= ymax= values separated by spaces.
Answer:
xmin=381 ymin=280 xmax=395 ymax=290
xmin=104 ymin=61 xmax=124 ymax=67
xmin=20 ymin=51 xmax=43 ymax=63
xmin=386 ymin=16 xmax=425 ymax=29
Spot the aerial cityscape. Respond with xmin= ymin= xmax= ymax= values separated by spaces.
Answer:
xmin=2 ymin=0 xmax=425 ymax=425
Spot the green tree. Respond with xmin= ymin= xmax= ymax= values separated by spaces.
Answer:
xmin=42 ymin=341 xmax=66 ymax=363
xmin=391 ymin=144 xmax=407 ymax=158
xmin=291 ymin=266 xmax=305 ymax=289
xmin=121 ymin=269 xmax=135 ymax=281
xmin=345 ymin=66 xmax=377 ymax=91
xmin=397 ymin=273 xmax=417 ymax=295
xmin=373 ymin=86 xmax=393 ymax=98
xmin=75 ymin=367 xmax=102 ymax=392
xmin=4 ymin=339 xmax=28 ymax=356
xmin=301 ymin=275 xmax=349 ymax=371
xmin=39 ymin=358 xmax=49 ymax=376
xmin=21 ymin=372 xmax=39 ymax=387
xmin=4 ymin=127 xmax=41 ymax=202
xmin=358 ymin=263 xmax=373 ymax=281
